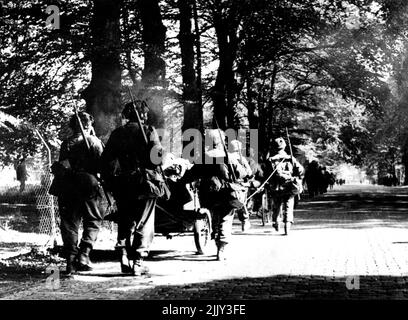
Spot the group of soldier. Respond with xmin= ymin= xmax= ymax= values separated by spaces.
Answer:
xmin=304 ymin=160 xmax=336 ymax=198
xmin=50 ymin=100 xmax=306 ymax=276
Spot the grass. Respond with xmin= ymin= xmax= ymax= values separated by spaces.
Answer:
xmin=0 ymin=184 xmax=43 ymax=233
xmin=0 ymin=184 xmax=38 ymax=205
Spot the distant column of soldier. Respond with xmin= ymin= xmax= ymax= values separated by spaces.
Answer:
xmin=304 ymin=160 xmax=337 ymax=198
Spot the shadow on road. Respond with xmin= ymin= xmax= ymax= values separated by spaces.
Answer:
xmin=6 ymin=274 xmax=407 ymax=300
xmin=121 ymin=274 xmax=408 ymax=300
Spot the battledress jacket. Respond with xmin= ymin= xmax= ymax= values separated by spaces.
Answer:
xmin=266 ymin=150 xmax=304 ymax=195
xmin=100 ymin=121 xmax=163 ymax=199
xmin=50 ymin=133 xmax=104 ymax=202
xmin=181 ymin=148 xmax=251 ymax=210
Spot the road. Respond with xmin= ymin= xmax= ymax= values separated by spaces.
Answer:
xmin=2 ymin=184 xmax=408 ymax=300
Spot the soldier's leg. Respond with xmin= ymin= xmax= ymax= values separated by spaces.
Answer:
xmin=282 ymin=196 xmax=295 ymax=235
xmin=131 ymin=199 xmax=156 ymax=275
xmin=236 ymin=206 xmax=251 ymax=232
xmin=214 ymin=207 xmax=235 ymax=261
xmin=240 ymin=190 xmax=251 ymax=230
xmin=116 ymin=200 xmax=135 ymax=273
xmin=211 ymin=208 xmax=221 ymax=242
xmin=77 ymin=200 xmax=101 ymax=271
xmin=58 ymin=199 xmax=81 ymax=274
xmin=271 ymin=196 xmax=282 ymax=231
xmin=241 ymin=206 xmax=251 ymax=231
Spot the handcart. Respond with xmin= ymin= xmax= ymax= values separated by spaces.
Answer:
xmin=155 ymin=178 xmax=212 ymax=255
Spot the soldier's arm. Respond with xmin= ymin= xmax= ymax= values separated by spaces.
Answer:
xmin=89 ymin=136 xmax=104 ymax=157
xmin=240 ymin=156 xmax=253 ymax=178
xmin=87 ymin=136 xmax=104 ymax=175
xmin=100 ymin=132 xmax=120 ymax=180
xmin=292 ymin=158 xmax=305 ymax=178
xmin=58 ymin=141 xmax=70 ymax=163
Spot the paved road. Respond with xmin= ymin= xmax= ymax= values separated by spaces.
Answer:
xmin=2 ymin=184 xmax=408 ymax=300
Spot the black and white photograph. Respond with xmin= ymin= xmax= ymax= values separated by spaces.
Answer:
xmin=1 ymin=0 xmax=408 ymax=311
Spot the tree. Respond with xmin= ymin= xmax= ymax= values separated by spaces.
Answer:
xmin=81 ymin=0 xmax=122 ymax=142
xmin=0 ymin=0 xmax=92 ymax=164
xmin=136 ymin=0 xmax=167 ymax=128
xmin=178 ymin=0 xmax=203 ymax=135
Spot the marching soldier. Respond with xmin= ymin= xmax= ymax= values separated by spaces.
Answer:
xmin=229 ymin=140 xmax=253 ymax=231
xmin=266 ymin=137 xmax=304 ymax=235
xmin=181 ymin=130 xmax=250 ymax=260
xmin=50 ymin=112 xmax=104 ymax=275
xmin=100 ymin=101 xmax=164 ymax=276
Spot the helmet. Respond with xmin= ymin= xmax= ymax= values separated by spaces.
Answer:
xmin=230 ymin=140 xmax=242 ymax=153
xmin=69 ymin=111 xmax=94 ymax=131
xmin=274 ymin=137 xmax=286 ymax=150
xmin=122 ymin=101 xmax=149 ymax=122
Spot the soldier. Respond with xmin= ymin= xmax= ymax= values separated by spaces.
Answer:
xmin=16 ymin=156 xmax=29 ymax=193
xmin=50 ymin=112 xmax=104 ymax=275
xmin=100 ymin=101 xmax=164 ymax=276
xmin=304 ymin=160 xmax=319 ymax=198
xmin=318 ymin=166 xmax=330 ymax=194
xmin=181 ymin=130 xmax=251 ymax=260
xmin=229 ymin=140 xmax=253 ymax=231
xmin=266 ymin=137 xmax=304 ymax=235
xmin=245 ymin=147 xmax=264 ymax=217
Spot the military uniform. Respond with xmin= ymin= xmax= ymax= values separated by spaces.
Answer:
xmin=182 ymin=133 xmax=250 ymax=260
xmin=100 ymin=109 xmax=163 ymax=275
xmin=53 ymin=113 xmax=104 ymax=274
xmin=228 ymin=140 xmax=253 ymax=231
xmin=266 ymin=137 xmax=304 ymax=235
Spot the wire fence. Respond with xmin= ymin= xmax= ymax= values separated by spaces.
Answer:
xmin=0 ymin=156 xmax=59 ymax=247
xmin=0 ymin=154 xmax=117 ymax=249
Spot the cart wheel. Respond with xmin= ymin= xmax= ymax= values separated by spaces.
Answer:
xmin=193 ymin=210 xmax=212 ymax=255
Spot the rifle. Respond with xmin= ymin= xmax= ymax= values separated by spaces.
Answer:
xmin=127 ymin=88 xmax=170 ymax=201
xmin=245 ymin=158 xmax=285 ymax=203
xmin=126 ymin=89 xmax=149 ymax=144
xmin=214 ymin=118 xmax=237 ymax=183
xmin=285 ymin=127 xmax=294 ymax=168
xmin=214 ymin=120 xmax=252 ymax=217
xmin=73 ymin=105 xmax=113 ymax=211
xmin=285 ymin=127 xmax=301 ymax=200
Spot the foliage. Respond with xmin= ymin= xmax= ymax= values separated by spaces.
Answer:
xmin=1 ymin=0 xmax=408 ymax=180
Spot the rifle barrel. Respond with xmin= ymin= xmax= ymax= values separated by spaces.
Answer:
xmin=127 ymin=88 xmax=148 ymax=144
xmin=214 ymin=119 xmax=237 ymax=182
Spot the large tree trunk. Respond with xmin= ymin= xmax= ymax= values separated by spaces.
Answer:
xmin=81 ymin=0 xmax=122 ymax=142
xmin=178 ymin=0 xmax=203 ymax=135
xmin=137 ymin=0 xmax=167 ymax=128
xmin=193 ymin=0 xmax=203 ymax=111
xmin=246 ymin=75 xmax=258 ymax=129
xmin=210 ymin=0 xmax=241 ymax=130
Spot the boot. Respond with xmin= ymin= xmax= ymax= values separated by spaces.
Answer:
xmin=272 ymin=222 xmax=279 ymax=232
xmin=117 ymin=248 xmax=132 ymax=274
xmin=216 ymin=242 xmax=228 ymax=261
xmin=132 ymin=257 xmax=149 ymax=276
xmin=241 ymin=219 xmax=251 ymax=232
xmin=284 ymin=222 xmax=291 ymax=235
xmin=65 ymin=254 xmax=77 ymax=276
xmin=77 ymin=243 xmax=93 ymax=272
